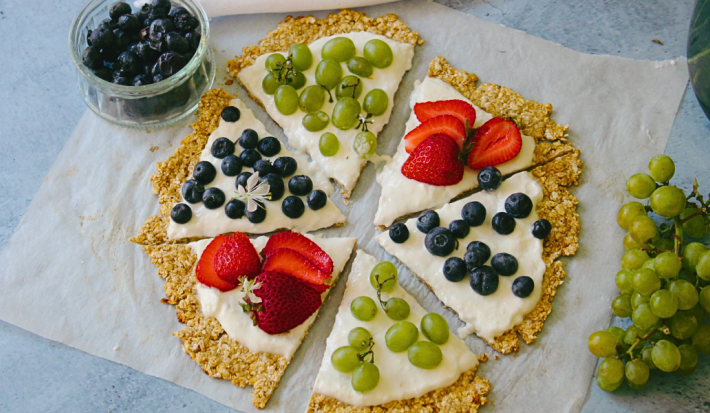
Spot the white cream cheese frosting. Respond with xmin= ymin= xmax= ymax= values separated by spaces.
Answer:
xmin=190 ymin=234 xmax=357 ymax=358
xmin=374 ymin=77 xmax=536 ymax=227
xmin=377 ymin=171 xmax=545 ymax=342
xmin=238 ymin=32 xmax=416 ymax=194
xmin=312 ymin=250 xmax=478 ymax=407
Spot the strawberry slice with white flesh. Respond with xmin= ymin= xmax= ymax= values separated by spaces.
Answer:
xmin=466 ymin=117 xmax=523 ymax=170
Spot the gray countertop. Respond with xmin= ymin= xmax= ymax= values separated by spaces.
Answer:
xmin=1 ymin=0 xmax=708 ymax=411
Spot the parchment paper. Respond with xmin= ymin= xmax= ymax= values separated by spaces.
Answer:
xmin=0 ymin=1 xmax=689 ymax=412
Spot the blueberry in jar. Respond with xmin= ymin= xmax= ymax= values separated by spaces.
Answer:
xmin=236 ymin=172 xmax=252 ymax=190
xmin=101 ymin=46 xmax=121 ymax=63
xmin=389 ymin=223 xmax=409 ymax=243
xmin=149 ymin=18 xmax=175 ymax=44
xmin=168 ymin=6 xmax=188 ymax=18
xmin=225 ymin=199 xmax=245 ymax=219
xmin=425 ymin=227 xmax=456 ymax=257
xmin=491 ymin=253 xmax=518 ymax=276
xmin=211 ymin=137 xmax=235 ymax=159
xmin=113 ymin=29 xmax=132 ymax=49
xmin=477 ymin=167 xmax=502 ymax=191
xmin=152 ymin=74 xmax=164 ymax=83
xmin=492 ymin=212 xmax=516 ymax=235
xmin=282 ymin=196 xmax=305 ymax=218
xmin=221 ymin=155 xmax=242 ymax=176
xmin=109 ymin=2 xmax=132 ymax=19
xmin=171 ymin=203 xmax=191 ymax=224
xmin=221 ymin=106 xmax=240 ymax=122
xmin=93 ymin=67 xmax=112 ymax=81
xmin=82 ymin=47 xmax=103 ymax=70
xmin=531 ymin=219 xmax=552 ymax=239
xmin=261 ymin=173 xmax=285 ymax=201
xmin=448 ymin=220 xmax=470 ymax=239
xmin=417 ymin=210 xmax=439 ymax=234
xmin=174 ymin=13 xmax=198 ymax=32
xmin=253 ymin=159 xmax=273 ymax=176
xmin=273 ymin=157 xmax=297 ymax=177
xmin=137 ymin=4 xmax=151 ymax=21
xmin=443 ymin=257 xmax=467 ymax=282
xmin=202 ymin=187 xmax=225 ymax=209
xmin=115 ymin=51 xmax=143 ymax=77
xmin=245 ymin=205 xmax=266 ymax=223
xmin=166 ymin=31 xmax=189 ymax=53
xmin=113 ymin=76 xmax=131 ymax=85
xmin=117 ymin=14 xmax=140 ymax=33
xmin=152 ymin=0 xmax=171 ymax=10
xmin=288 ymin=175 xmax=313 ymax=196
xmin=181 ymin=179 xmax=204 ymax=204
xmin=240 ymin=149 xmax=261 ymax=168
xmin=239 ymin=129 xmax=259 ymax=149
xmin=470 ymin=266 xmax=499 ymax=295
xmin=155 ymin=51 xmax=184 ymax=77
xmin=257 ymin=136 xmax=281 ymax=157
xmin=89 ymin=26 xmax=115 ymax=49
xmin=504 ymin=193 xmax=533 ymax=219
xmin=193 ymin=161 xmax=216 ymax=184
xmin=185 ymin=30 xmax=201 ymax=51
xmin=307 ymin=189 xmax=327 ymax=210
xmin=512 ymin=276 xmax=535 ymax=298
xmin=461 ymin=201 xmax=486 ymax=227
xmin=127 ymin=42 xmax=140 ymax=55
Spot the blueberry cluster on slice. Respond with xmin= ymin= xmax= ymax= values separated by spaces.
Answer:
xmin=83 ymin=1 xmax=201 ymax=86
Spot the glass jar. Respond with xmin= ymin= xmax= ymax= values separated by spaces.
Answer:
xmin=68 ymin=0 xmax=215 ymax=128
xmin=688 ymin=0 xmax=710 ymax=120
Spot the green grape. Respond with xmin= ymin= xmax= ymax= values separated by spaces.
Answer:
xmin=321 ymin=37 xmax=356 ymax=62
xmin=588 ymin=331 xmax=619 ymax=357
xmin=669 ymin=279 xmax=699 ymax=310
xmin=627 ymin=380 xmax=648 ymax=390
xmin=615 ymin=269 xmax=634 ymax=294
xmin=364 ymin=39 xmax=393 ymax=68
xmin=348 ymin=327 xmax=372 ymax=351
xmin=353 ymin=131 xmax=377 ymax=159
xmin=642 ymin=258 xmax=657 ymax=270
xmin=682 ymin=207 xmax=709 ymax=238
xmin=632 ymin=268 xmax=661 ymax=297
xmin=626 ymin=173 xmax=657 ymax=199
xmin=654 ymin=251 xmax=682 ymax=279
xmin=385 ymin=321 xmax=419 ymax=352
xmin=421 ymin=313 xmax=450 ymax=345
xmin=677 ymin=343 xmax=699 ymax=375
xmin=679 ymin=270 xmax=698 ymax=285
xmin=696 ymin=250 xmax=710 ymax=281
xmin=628 ymin=215 xmax=658 ymax=244
xmin=363 ymin=89 xmax=389 ymax=116
xmin=612 ymin=294 xmax=633 ymax=317
xmin=331 ymin=346 xmax=361 ymax=372
xmin=299 ymin=85 xmax=326 ymax=113
xmin=351 ymin=296 xmax=378 ymax=321
xmin=621 ymin=249 xmax=650 ymax=270
xmin=284 ymin=71 xmax=306 ymax=90
xmin=262 ymin=73 xmax=284 ymax=95
xmin=649 ymin=289 xmax=679 ymax=318
xmin=596 ymin=374 xmax=622 ymax=392
xmin=288 ymin=43 xmax=313 ymax=71
xmin=607 ymin=327 xmax=627 ymax=349
xmin=683 ymin=242 xmax=707 ymax=273
xmin=624 ymin=359 xmax=650 ymax=386
xmin=650 ymin=186 xmax=686 ymax=218
xmin=597 ymin=357 xmax=624 ymax=385
xmin=335 ymin=75 xmax=363 ymax=99
xmin=624 ymin=325 xmax=647 ymax=345
xmin=631 ymin=292 xmax=650 ymax=309
xmin=687 ymin=302 xmax=708 ymax=323
xmin=652 ymin=340 xmax=681 ymax=372
xmin=332 ymin=97 xmax=361 ymax=130
xmin=700 ymin=286 xmax=710 ymax=313
xmin=669 ymin=311 xmax=698 ymax=340
xmin=302 ymin=111 xmax=330 ymax=132
xmin=384 ymin=297 xmax=411 ymax=321
xmin=648 ymin=154 xmax=675 ymax=182
xmin=652 ymin=237 xmax=675 ymax=251
xmin=319 ymin=132 xmax=340 ymax=157
xmin=347 ymin=56 xmax=373 ymax=78
xmin=691 ymin=324 xmax=710 ymax=353
xmin=623 ymin=233 xmax=644 ymax=250
xmin=370 ymin=262 xmax=398 ymax=292
xmin=641 ymin=346 xmax=657 ymax=370
xmin=632 ymin=303 xmax=659 ymax=330
xmin=617 ymin=201 xmax=647 ymax=230
xmin=351 ymin=363 xmax=379 ymax=393
xmin=408 ymin=341 xmax=443 ymax=369
xmin=274 ymin=85 xmax=299 ymax=115
xmin=315 ymin=59 xmax=343 ymax=90
xmin=265 ymin=53 xmax=286 ymax=71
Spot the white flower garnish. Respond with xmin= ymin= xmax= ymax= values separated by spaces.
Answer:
xmin=236 ymin=172 xmax=270 ymax=212
xmin=241 ymin=277 xmax=263 ymax=304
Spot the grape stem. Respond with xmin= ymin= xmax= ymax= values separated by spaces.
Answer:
xmin=357 ymin=339 xmax=376 ymax=364
xmin=319 ymin=85 xmax=334 ymax=103
xmin=673 ymin=216 xmax=684 ymax=256
xmin=623 ymin=326 xmax=670 ymax=360
xmin=373 ymin=274 xmax=394 ymax=313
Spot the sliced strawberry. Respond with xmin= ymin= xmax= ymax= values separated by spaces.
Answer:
xmin=196 ymin=235 xmax=238 ymax=292
xmin=404 ymin=115 xmax=466 ymax=153
xmin=261 ymin=248 xmax=331 ymax=286
xmin=213 ymin=232 xmax=261 ymax=284
xmin=466 ymin=117 xmax=522 ymax=170
xmin=414 ymin=100 xmax=477 ymax=130
xmin=263 ymin=231 xmax=333 ymax=275
xmin=401 ymin=134 xmax=464 ymax=186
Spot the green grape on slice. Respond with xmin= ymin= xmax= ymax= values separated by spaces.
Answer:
xmin=617 ymin=201 xmax=647 ymax=230
xmin=596 ymin=374 xmax=622 ymax=392
xmin=669 ymin=279 xmax=699 ymax=310
xmin=648 ymin=154 xmax=675 ymax=183
xmin=353 ymin=131 xmax=377 ymax=159
xmin=385 ymin=321 xmax=419 ymax=352
xmin=262 ymin=73 xmax=285 ymax=95
xmin=649 ymin=289 xmax=679 ymax=318
xmin=652 ymin=340 xmax=681 ymax=372
xmin=683 ymin=242 xmax=707 ymax=274
xmin=615 ymin=269 xmax=634 ymax=294
xmin=654 ymin=251 xmax=682 ymax=279
xmin=302 ymin=111 xmax=330 ymax=132
xmin=364 ymin=39 xmax=394 ymax=68
xmin=288 ymin=43 xmax=313 ymax=71
xmin=624 ymin=325 xmax=647 ymax=345
xmin=332 ymin=97 xmax=361 ymax=130
xmin=265 ymin=53 xmax=286 ymax=71
xmin=299 ymin=85 xmax=326 ymax=113
xmin=274 ymin=85 xmax=299 ymax=115
xmin=623 ymin=233 xmax=644 ymax=250
xmin=632 ymin=303 xmax=659 ymax=330
xmin=677 ymin=343 xmax=698 ymax=375
xmin=652 ymin=237 xmax=675 ymax=251
xmin=630 ymin=291 xmax=650 ymax=309
xmin=624 ymin=359 xmax=650 ymax=386
xmin=700 ymin=286 xmax=710 ymax=313
xmin=692 ymin=324 xmax=710 ymax=353
xmin=348 ymin=327 xmax=372 ymax=351
xmin=632 ymin=268 xmax=661 ymax=297
xmin=669 ymin=311 xmax=698 ymax=340
xmin=363 ymin=89 xmax=389 ymax=116
xmin=682 ymin=207 xmax=709 ymax=238
xmin=598 ymin=357 xmax=624 ymax=385
xmin=408 ymin=341 xmax=443 ymax=369
xmin=351 ymin=296 xmax=378 ymax=321
xmin=284 ymin=71 xmax=306 ymax=90
xmin=588 ymin=331 xmax=619 ymax=357
xmin=695 ymin=250 xmax=710 ymax=281
xmin=621 ymin=249 xmax=650 ymax=270
xmin=626 ymin=173 xmax=657 ymax=199
xmin=641 ymin=346 xmax=657 ymax=370
xmin=370 ymin=261 xmax=398 ymax=292
xmin=351 ymin=363 xmax=379 ymax=393
xmin=612 ymin=294 xmax=633 ymax=318
xmin=650 ymin=186 xmax=686 ymax=218
xmin=321 ymin=37 xmax=356 ymax=62
xmin=384 ymin=297 xmax=410 ymax=321
xmin=347 ymin=56 xmax=373 ymax=78
xmin=628 ymin=215 xmax=657 ymax=244
xmin=421 ymin=313 xmax=450 ymax=345
xmin=335 ymin=75 xmax=363 ymax=99
xmin=319 ymin=132 xmax=340 ymax=157
xmin=331 ymin=346 xmax=361 ymax=372
xmin=315 ymin=59 xmax=343 ymax=90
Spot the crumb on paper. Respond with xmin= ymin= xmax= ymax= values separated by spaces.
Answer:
xmin=150 ymin=146 xmax=159 ymax=152
xmin=652 ymin=39 xmax=664 ymax=45
xmin=113 ymin=346 xmax=119 ymax=351
xmin=494 ymin=354 xmax=499 ymax=360
xmin=225 ymin=79 xmax=234 ymax=86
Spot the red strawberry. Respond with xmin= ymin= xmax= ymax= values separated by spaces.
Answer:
xmin=261 ymin=248 xmax=331 ymax=286
xmin=213 ymin=232 xmax=261 ymax=284
xmin=401 ymin=134 xmax=464 ymax=186
xmin=404 ymin=115 xmax=466 ymax=153
xmin=466 ymin=117 xmax=522 ymax=170
xmin=414 ymin=100 xmax=477 ymax=130
xmin=263 ymin=231 xmax=334 ymax=275
xmin=196 ymin=235 xmax=239 ymax=292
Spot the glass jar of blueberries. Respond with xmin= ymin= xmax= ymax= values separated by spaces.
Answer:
xmin=69 ymin=0 xmax=215 ymax=128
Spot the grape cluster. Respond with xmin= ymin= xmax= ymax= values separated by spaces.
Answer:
xmin=589 ymin=155 xmax=710 ymax=392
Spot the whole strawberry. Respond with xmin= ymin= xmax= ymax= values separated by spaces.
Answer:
xmin=213 ymin=232 xmax=261 ymax=284
xmin=401 ymin=134 xmax=464 ymax=186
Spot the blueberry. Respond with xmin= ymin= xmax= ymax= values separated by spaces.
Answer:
xmin=505 ymin=193 xmax=533 ymax=218
xmin=257 ymin=136 xmax=281 ymax=157
xmin=225 ymin=200 xmax=245 ymax=219
xmin=139 ymin=25 xmax=151 ymax=41
xmin=307 ymin=189 xmax=327 ymax=210
xmin=151 ymin=0 xmax=171 ymax=10
xmin=168 ymin=6 xmax=188 ymax=18
xmin=417 ymin=210 xmax=440 ymax=234
xmin=109 ymin=2 xmax=132 ymax=20
xmin=174 ymin=13 xmax=198 ymax=32
xmin=261 ymin=173 xmax=285 ymax=201
xmin=165 ymin=31 xmax=189 ymax=53
xmin=89 ymin=26 xmax=116 ymax=49
xmin=193 ymin=161 xmax=216 ymax=184
xmin=98 ymin=18 xmax=117 ymax=30
xmin=470 ymin=266 xmax=499 ymax=295
xmin=113 ymin=76 xmax=131 ymax=85
xmin=282 ymin=195 xmax=305 ymax=218
xmin=245 ymin=205 xmax=266 ymax=223
xmin=115 ymin=51 xmax=143 ymax=77
xmin=492 ymin=212 xmax=516 ymax=235
xmin=171 ymin=203 xmax=191 ymax=224
xmin=82 ymin=46 xmax=103 ymax=70
xmin=273 ymin=157 xmax=297 ymax=177
xmin=148 ymin=6 xmax=168 ymax=22
xmin=443 ymin=257 xmax=467 ymax=282
xmin=152 ymin=74 xmax=164 ymax=83
xmin=149 ymin=18 xmax=175 ymax=43
xmin=221 ymin=155 xmax=242 ymax=176
xmin=137 ymin=41 xmax=158 ymax=61
xmin=181 ymin=179 xmax=204 ymax=203
xmin=211 ymin=137 xmax=235 ymax=159
xmin=127 ymin=42 xmax=140 ymax=54
xmin=236 ymin=172 xmax=252 ymax=190
xmin=93 ymin=67 xmax=112 ymax=81
xmin=253 ymin=159 xmax=273 ymax=176
xmin=467 ymin=240 xmax=490 ymax=254
xmin=239 ymin=129 xmax=259 ymax=148
xmin=478 ymin=167 xmax=502 ymax=191
xmin=425 ymin=227 xmax=457 ymax=257
xmin=137 ymin=4 xmax=151 ymax=21
xmin=448 ymin=220 xmax=470 ymax=239
xmin=389 ymin=223 xmax=409 ymax=243
xmin=240 ymin=148 xmax=261 ymax=167
xmin=464 ymin=249 xmax=488 ymax=270
xmin=491 ymin=253 xmax=518 ymax=276
xmin=113 ymin=28 xmax=132 ymax=49
xmin=117 ymin=14 xmax=140 ymax=32
xmin=202 ymin=187 xmax=225 ymax=209
xmin=101 ymin=46 xmax=121 ymax=62
xmin=221 ymin=106 xmax=240 ymax=122
xmin=155 ymin=51 xmax=184 ymax=77
xmin=288 ymin=175 xmax=313 ymax=196
xmin=185 ymin=30 xmax=201 ymax=51
xmin=461 ymin=201 xmax=486 ymax=227
xmin=531 ymin=219 xmax=552 ymax=239
xmin=512 ymin=276 xmax=535 ymax=298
